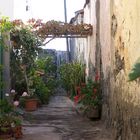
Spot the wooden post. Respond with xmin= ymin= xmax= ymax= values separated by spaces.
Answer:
xmin=2 ymin=32 xmax=11 ymax=96
xmin=0 ymin=33 xmax=3 ymax=99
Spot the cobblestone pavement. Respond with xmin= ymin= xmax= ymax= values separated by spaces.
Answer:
xmin=21 ymin=89 xmax=112 ymax=140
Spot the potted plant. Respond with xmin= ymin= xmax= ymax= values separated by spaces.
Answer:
xmin=12 ymin=117 xmax=23 ymax=139
xmin=0 ymin=88 xmax=24 ymax=139
xmin=0 ymin=99 xmax=13 ymax=139
xmin=21 ymin=89 xmax=38 ymax=111
xmin=0 ymin=99 xmax=22 ymax=139
xmin=59 ymin=62 xmax=85 ymax=98
xmin=10 ymin=26 xmax=42 ymax=111
xmin=80 ymin=78 xmax=101 ymax=119
xmin=19 ymin=65 xmax=39 ymax=111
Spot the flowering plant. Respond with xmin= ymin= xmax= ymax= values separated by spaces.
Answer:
xmin=0 ymin=90 xmax=22 ymax=137
xmin=80 ymin=78 xmax=101 ymax=108
xmin=20 ymin=90 xmax=37 ymax=100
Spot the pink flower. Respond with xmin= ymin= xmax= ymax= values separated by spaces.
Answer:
xmin=13 ymin=101 xmax=19 ymax=106
xmin=11 ymin=89 xmax=16 ymax=93
xmin=5 ymin=93 xmax=9 ymax=96
xmin=22 ymin=92 xmax=28 ymax=97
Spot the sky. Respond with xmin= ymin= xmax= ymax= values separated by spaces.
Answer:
xmin=30 ymin=0 xmax=85 ymax=51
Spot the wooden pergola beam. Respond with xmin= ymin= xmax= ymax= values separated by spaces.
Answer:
xmin=44 ymin=35 xmax=88 ymax=38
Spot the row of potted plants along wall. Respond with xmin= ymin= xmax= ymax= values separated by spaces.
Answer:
xmin=74 ymin=74 xmax=101 ymax=119
xmin=59 ymin=62 xmax=101 ymax=119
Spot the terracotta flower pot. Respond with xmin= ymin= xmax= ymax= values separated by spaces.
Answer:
xmin=85 ymin=107 xmax=99 ymax=119
xmin=25 ymin=98 xmax=38 ymax=111
xmin=13 ymin=126 xmax=23 ymax=139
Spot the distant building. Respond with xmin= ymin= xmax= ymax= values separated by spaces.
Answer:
xmin=69 ymin=9 xmax=86 ymax=65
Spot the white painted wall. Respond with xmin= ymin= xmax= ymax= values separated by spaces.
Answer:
xmin=14 ymin=0 xmax=32 ymax=21
xmin=0 ymin=0 xmax=32 ymax=21
xmin=70 ymin=0 xmax=97 ymax=78
xmin=0 ymin=0 xmax=14 ymax=20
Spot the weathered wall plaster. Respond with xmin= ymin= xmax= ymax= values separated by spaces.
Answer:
xmin=70 ymin=0 xmax=140 ymax=139
xmin=100 ymin=0 xmax=140 ymax=139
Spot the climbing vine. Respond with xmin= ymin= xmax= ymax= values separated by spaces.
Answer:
xmin=0 ymin=17 xmax=12 ymax=32
xmin=12 ymin=19 xmax=93 ymax=38
xmin=0 ymin=17 xmax=13 ymax=47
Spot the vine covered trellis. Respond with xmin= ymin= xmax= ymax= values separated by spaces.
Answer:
xmin=0 ymin=18 xmax=93 ymax=47
xmin=11 ymin=19 xmax=93 ymax=38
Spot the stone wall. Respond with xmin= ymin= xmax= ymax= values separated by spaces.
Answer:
xmin=100 ymin=0 xmax=140 ymax=139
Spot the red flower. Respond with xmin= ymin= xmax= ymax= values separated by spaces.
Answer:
xmin=93 ymin=88 xmax=97 ymax=93
xmin=95 ymin=71 xmax=100 ymax=81
xmin=74 ymin=95 xmax=80 ymax=104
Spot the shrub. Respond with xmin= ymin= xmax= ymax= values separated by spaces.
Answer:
xmin=59 ymin=62 xmax=85 ymax=96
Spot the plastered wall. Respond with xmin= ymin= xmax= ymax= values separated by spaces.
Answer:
xmin=100 ymin=0 xmax=140 ymax=139
xmin=70 ymin=1 xmax=140 ymax=139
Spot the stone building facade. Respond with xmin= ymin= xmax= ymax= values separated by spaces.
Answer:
xmin=70 ymin=0 xmax=140 ymax=139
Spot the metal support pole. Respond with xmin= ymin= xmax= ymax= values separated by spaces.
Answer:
xmin=64 ymin=0 xmax=70 ymax=62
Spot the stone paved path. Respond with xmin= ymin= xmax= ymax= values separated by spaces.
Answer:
xmin=21 ymin=89 xmax=112 ymax=140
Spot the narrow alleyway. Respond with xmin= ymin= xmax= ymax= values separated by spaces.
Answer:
xmin=22 ymin=88 xmax=112 ymax=140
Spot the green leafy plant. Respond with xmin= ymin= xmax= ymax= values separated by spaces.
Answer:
xmin=0 ymin=99 xmax=13 ymax=116
xmin=80 ymin=79 xmax=101 ymax=108
xmin=35 ymin=57 xmax=57 ymax=92
xmin=20 ymin=57 xmax=57 ymax=105
xmin=0 ymin=16 xmax=12 ymax=33
xmin=33 ymin=75 xmax=50 ymax=104
xmin=10 ymin=26 xmax=42 ymax=97
xmin=0 ymin=16 xmax=13 ymax=50
xmin=0 ymin=99 xmax=22 ymax=139
xmin=59 ymin=62 xmax=85 ymax=97
xmin=0 ymin=99 xmax=20 ymax=130
xmin=19 ymin=56 xmax=57 ymax=106
xmin=129 ymin=57 xmax=140 ymax=81
xmin=13 ymin=117 xmax=22 ymax=126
